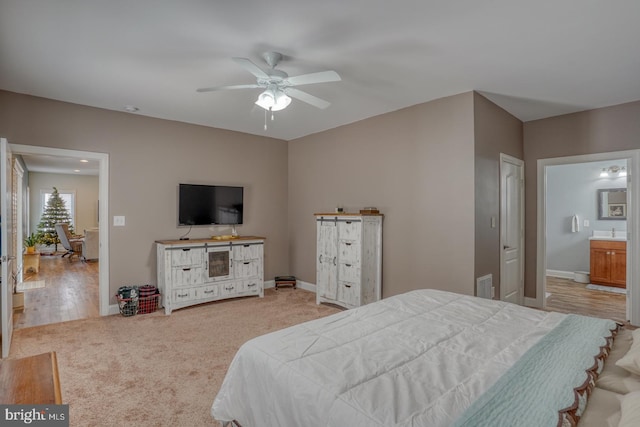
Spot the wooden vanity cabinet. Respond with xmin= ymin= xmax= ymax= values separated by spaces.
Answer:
xmin=590 ymin=240 xmax=626 ymax=288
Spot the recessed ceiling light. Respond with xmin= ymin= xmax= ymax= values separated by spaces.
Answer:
xmin=80 ymin=159 xmax=89 ymax=163
xmin=124 ymin=105 xmax=139 ymax=113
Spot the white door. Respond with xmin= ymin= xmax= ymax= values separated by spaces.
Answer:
xmin=500 ymin=154 xmax=524 ymax=305
xmin=1 ymin=138 xmax=15 ymax=358
xmin=316 ymin=219 xmax=338 ymax=301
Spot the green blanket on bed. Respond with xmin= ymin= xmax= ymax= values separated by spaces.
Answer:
xmin=452 ymin=314 xmax=617 ymax=427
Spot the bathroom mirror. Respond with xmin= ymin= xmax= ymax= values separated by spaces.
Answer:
xmin=597 ymin=188 xmax=627 ymax=220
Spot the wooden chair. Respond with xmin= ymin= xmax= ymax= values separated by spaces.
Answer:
xmin=55 ymin=223 xmax=84 ymax=262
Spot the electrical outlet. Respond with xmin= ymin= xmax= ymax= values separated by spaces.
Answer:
xmin=113 ymin=216 xmax=125 ymax=226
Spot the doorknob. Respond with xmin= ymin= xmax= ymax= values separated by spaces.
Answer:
xmin=503 ymin=245 xmax=512 ymax=250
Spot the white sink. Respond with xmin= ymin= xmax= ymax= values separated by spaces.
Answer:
xmin=589 ymin=230 xmax=627 ymax=241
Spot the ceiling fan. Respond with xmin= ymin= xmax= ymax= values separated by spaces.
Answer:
xmin=197 ymin=52 xmax=341 ymax=111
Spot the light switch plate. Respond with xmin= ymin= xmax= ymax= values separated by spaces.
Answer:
xmin=583 ymin=219 xmax=589 ymax=227
xmin=113 ymin=216 xmax=125 ymax=226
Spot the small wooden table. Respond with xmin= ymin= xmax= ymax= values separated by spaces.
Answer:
xmin=0 ymin=351 xmax=62 ymax=404
xmin=23 ymin=251 xmax=41 ymax=274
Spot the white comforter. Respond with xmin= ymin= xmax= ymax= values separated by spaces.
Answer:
xmin=211 ymin=289 xmax=567 ymax=427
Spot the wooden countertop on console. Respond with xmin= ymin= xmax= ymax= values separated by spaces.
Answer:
xmin=0 ymin=351 xmax=62 ymax=404
xmin=314 ymin=212 xmax=384 ymax=217
xmin=155 ymin=235 xmax=266 ymax=245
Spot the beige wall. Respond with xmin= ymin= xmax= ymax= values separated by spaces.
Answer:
xmin=473 ymin=92 xmax=523 ymax=297
xmin=28 ymin=172 xmax=99 ymax=235
xmin=523 ymin=100 xmax=640 ymax=298
xmin=0 ymin=90 xmax=289 ymax=301
xmin=288 ymin=92 xmax=477 ymax=297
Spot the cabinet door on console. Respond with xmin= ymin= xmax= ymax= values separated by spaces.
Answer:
xmin=317 ymin=220 xmax=338 ymax=300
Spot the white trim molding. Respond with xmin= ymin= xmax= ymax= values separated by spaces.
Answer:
xmin=546 ymin=270 xmax=575 ymax=280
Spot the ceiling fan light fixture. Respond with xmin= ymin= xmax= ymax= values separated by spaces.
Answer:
xmin=255 ymin=88 xmax=291 ymax=112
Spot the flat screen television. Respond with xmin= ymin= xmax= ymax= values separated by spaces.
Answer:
xmin=178 ymin=184 xmax=244 ymax=226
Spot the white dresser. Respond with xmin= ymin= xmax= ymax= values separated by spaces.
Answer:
xmin=156 ymin=236 xmax=265 ymax=314
xmin=315 ymin=214 xmax=383 ymax=309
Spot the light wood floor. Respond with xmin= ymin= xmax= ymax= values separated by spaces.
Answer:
xmin=14 ymin=255 xmax=99 ymax=329
xmin=546 ymin=276 xmax=627 ymax=323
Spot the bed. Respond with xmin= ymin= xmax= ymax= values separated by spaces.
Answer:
xmin=211 ymin=289 xmax=631 ymax=427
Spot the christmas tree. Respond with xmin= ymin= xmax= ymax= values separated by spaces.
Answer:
xmin=36 ymin=187 xmax=74 ymax=248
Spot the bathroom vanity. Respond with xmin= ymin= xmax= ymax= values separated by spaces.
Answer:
xmin=589 ymin=234 xmax=626 ymax=288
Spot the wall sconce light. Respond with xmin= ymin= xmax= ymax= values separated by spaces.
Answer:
xmin=600 ymin=165 xmax=627 ymax=178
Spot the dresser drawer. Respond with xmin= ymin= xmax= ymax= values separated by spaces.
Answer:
xmin=173 ymin=288 xmax=196 ymax=303
xmin=337 ymin=281 xmax=360 ymax=307
xmin=198 ymin=284 xmax=220 ymax=299
xmin=338 ymin=240 xmax=360 ymax=263
xmin=338 ymin=262 xmax=360 ymax=283
xmin=233 ymin=243 xmax=263 ymax=261
xmin=171 ymin=267 xmax=204 ymax=288
xmin=170 ymin=247 xmax=204 ymax=267
xmin=221 ymin=282 xmax=239 ymax=296
xmin=241 ymin=279 xmax=262 ymax=295
xmin=234 ymin=259 xmax=261 ymax=279
xmin=338 ymin=220 xmax=361 ymax=240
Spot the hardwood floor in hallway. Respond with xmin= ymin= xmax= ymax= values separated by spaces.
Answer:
xmin=14 ymin=255 xmax=99 ymax=329
xmin=546 ymin=276 xmax=627 ymax=324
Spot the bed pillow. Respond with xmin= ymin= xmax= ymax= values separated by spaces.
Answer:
xmin=618 ymin=390 xmax=640 ymax=427
xmin=598 ymin=329 xmax=640 ymax=394
xmin=616 ymin=329 xmax=640 ymax=377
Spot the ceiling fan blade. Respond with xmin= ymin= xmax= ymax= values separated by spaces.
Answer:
xmin=286 ymin=70 xmax=341 ymax=86
xmin=286 ymin=88 xmax=331 ymax=109
xmin=196 ymin=84 xmax=261 ymax=93
xmin=232 ymin=57 xmax=270 ymax=79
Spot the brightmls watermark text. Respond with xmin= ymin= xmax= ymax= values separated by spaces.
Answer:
xmin=1 ymin=405 xmax=68 ymax=426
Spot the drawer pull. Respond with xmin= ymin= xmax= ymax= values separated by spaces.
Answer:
xmin=345 ymin=242 xmax=352 ymax=246
xmin=225 ymin=286 xmax=234 ymax=291
xmin=182 ymin=248 xmax=191 ymax=251
xmin=333 ymin=256 xmax=337 ymax=266
xmin=177 ymin=293 xmax=188 ymax=298
xmin=244 ymin=244 xmax=250 ymax=247
xmin=182 ymin=268 xmax=191 ymax=271
xmin=345 ymin=263 xmax=352 ymax=267
xmin=247 ymin=283 xmax=257 ymax=288
xmin=243 ymin=261 xmax=250 ymax=265
xmin=344 ymin=284 xmax=351 ymax=288
xmin=346 ymin=221 xmax=352 ymax=224
xmin=204 ymin=290 xmax=215 ymax=294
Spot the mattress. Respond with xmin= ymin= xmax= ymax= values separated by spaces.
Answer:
xmin=211 ymin=289 xmax=614 ymax=426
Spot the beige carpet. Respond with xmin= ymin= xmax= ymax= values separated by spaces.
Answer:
xmin=10 ymin=288 xmax=340 ymax=426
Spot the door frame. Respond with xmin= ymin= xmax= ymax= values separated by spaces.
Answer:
xmin=11 ymin=144 xmax=110 ymax=317
xmin=499 ymin=153 xmax=525 ymax=304
xmin=535 ymin=150 xmax=640 ymax=326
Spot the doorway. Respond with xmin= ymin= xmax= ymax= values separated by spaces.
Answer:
xmin=10 ymin=144 xmax=109 ymax=323
xmin=536 ymin=150 xmax=640 ymax=326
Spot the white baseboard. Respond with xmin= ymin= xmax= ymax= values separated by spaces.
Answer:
xmin=295 ymin=280 xmax=316 ymax=293
xmin=266 ymin=279 xmax=316 ymax=293
xmin=546 ymin=269 xmax=575 ymax=279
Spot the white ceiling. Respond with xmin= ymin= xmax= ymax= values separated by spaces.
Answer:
xmin=1 ymin=1 xmax=639 ymax=141
xmin=19 ymin=154 xmax=99 ymax=176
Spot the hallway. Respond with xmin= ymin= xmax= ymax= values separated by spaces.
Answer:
xmin=15 ymin=255 xmax=99 ymax=329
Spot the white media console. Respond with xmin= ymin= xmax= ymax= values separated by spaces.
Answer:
xmin=156 ymin=236 xmax=265 ymax=314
